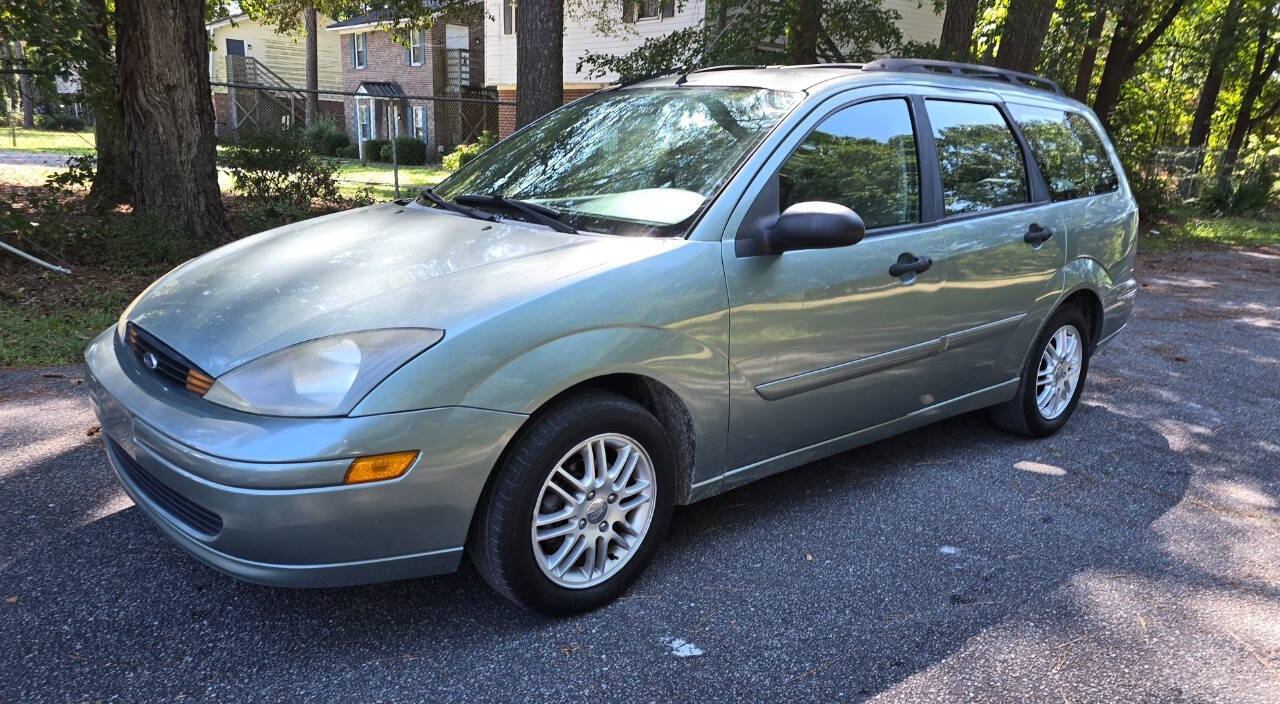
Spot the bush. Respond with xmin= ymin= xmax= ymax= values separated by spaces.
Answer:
xmin=335 ymin=143 xmax=359 ymax=159
xmin=361 ymin=138 xmax=390 ymax=162
xmin=1128 ymin=169 xmax=1178 ymax=221
xmin=379 ymin=136 xmax=428 ymax=165
xmin=35 ymin=112 xmax=86 ymax=131
xmin=302 ymin=115 xmax=350 ymax=156
xmin=442 ymin=130 xmax=497 ymax=171
xmin=222 ymin=127 xmax=342 ymax=212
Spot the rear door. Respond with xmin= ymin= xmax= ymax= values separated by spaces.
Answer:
xmin=919 ymin=97 xmax=1069 ymax=400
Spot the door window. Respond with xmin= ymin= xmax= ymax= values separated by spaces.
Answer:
xmin=1007 ymin=104 xmax=1090 ymax=201
xmin=225 ymin=39 xmax=246 ymax=56
xmin=1066 ymin=113 xmax=1120 ymax=195
xmin=412 ymin=105 xmax=427 ymax=141
xmin=777 ymin=99 xmax=920 ymax=230
xmin=926 ymin=100 xmax=1028 ymax=216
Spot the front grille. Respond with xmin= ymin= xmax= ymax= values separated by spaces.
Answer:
xmin=109 ymin=438 xmax=224 ymax=537
xmin=125 ymin=323 xmax=214 ymax=395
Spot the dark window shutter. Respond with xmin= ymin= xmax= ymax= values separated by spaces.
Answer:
xmin=352 ymin=35 xmax=357 ymax=67
xmin=661 ymin=0 xmax=675 ymax=18
xmin=406 ymin=39 xmax=412 ymax=65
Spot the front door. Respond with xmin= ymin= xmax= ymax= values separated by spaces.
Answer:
xmin=225 ymin=38 xmax=246 ymax=56
xmin=722 ymin=96 xmax=952 ymax=473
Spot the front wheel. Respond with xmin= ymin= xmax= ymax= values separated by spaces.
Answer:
xmin=468 ymin=392 xmax=674 ymax=615
xmin=989 ymin=305 xmax=1091 ymax=437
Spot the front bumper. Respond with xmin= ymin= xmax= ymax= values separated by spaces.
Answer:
xmin=84 ymin=328 xmax=526 ymax=587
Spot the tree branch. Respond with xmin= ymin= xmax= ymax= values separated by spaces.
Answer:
xmin=1133 ymin=0 xmax=1188 ymax=59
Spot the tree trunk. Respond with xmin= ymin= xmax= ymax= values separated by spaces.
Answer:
xmin=1092 ymin=0 xmax=1187 ymax=128
xmin=115 ymin=0 xmax=229 ymax=242
xmin=1217 ymin=19 xmax=1280 ymax=186
xmin=940 ymin=0 xmax=980 ymax=60
xmin=1187 ymin=0 xmax=1245 ymax=152
xmin=788 ymin=0 xmax=823 ymax=64
xmin=992 ymin=0 xmax=1056 ymax=72
xmin=305 ymin=7 xmax=319 ymax=127
xmin=78 ymin=0 xmax=133 ymax=204
xmin=15 ymin=41 xmax=35 ymax=128
xmin=1072 ymin=9 xmax=1106 ymax=102
xmin=515 ymin=0 xmax=564 ymax=128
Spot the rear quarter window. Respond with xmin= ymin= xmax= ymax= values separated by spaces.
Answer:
xmin=1009 ymin=104 xmax=1119 ymax=200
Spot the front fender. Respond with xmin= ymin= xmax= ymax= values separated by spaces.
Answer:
xmin=460 ymin=325 xmax=730 ymax=489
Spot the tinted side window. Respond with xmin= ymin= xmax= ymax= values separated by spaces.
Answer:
xmin=1008 ymin=104 xmax=1089 ymax=201
xmin=1067 ymin=113 xmax=1120 ymax=195
xmin=926 ymin=100 xmax=1028 ymax=216
xmin=778 ymin=99 xmax=919 ymax=230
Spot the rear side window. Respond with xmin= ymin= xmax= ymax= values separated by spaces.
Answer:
xmin=1007 ymin=104 xmax=1090 ymax=201
xmin=1067 ymin=113 xmax=1120 ymax=195
xmin=777 ymin=99 xmax=920 ymax=230
xmin=926 ymin=100 xmax=1028 ymax=216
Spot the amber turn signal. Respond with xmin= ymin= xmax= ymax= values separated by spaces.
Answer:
xmin=344 ymin=451 xmax=419 ymax=485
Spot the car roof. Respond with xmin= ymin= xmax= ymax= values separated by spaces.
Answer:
xmin=623 ymin=62 xmax=1087 ymax=111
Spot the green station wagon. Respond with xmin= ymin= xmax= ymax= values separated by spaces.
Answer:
xmin=86 ymin=59 xmax=1137 ymax=614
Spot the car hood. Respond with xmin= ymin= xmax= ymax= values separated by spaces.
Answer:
xmin=124 ymin=202 xmax=626 ymax=376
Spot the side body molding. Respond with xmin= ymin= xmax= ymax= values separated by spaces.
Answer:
xmin=755 ymin=314 xmax=1026 ymax=400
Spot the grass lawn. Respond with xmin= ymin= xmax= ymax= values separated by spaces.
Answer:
xmin=0 ymin=127 xmax=96 ymax=155
xmin=1139 ymin=210 xmax=1280 ymax=253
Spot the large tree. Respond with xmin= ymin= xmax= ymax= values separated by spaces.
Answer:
xmin=992 ymin=0 xmax=1056 ymax=72
xmin=1071 ymin=9 xmax=1107 ymax=102
xmin=305 ymin=6 xmax=319 ymax=126
xmin=115 ymin=0 xmax=228 ymax=241
xmin=516 ymin=0 xmax=565 ymax=127
xmin=1092 ymin=0 xmax=1189 ymax=126
xmin=939 ymin=0 xmax=979 ymax=60
xmin=1217 ymin=4 xmax=1280 ymax=180
xmin=1187 ymin=0 xmax=1246 ymax=151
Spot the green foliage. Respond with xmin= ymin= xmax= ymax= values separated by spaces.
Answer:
xmin=335 ymin=143 xmax=359 ymax=159
xmin=577 ymin=0 xmax=920 ymax=83
xmin=380 ymin=136 xmax=429 ymax=165
xmin=222 ymin=128 xmax=342 ymax=212
xmin=442 ymin=130 xmax=496 ymax=170
xmin=302 ymin=115 xmax=350 ymax=156
xmin=362 ymin=138 xmax=391 ymax=162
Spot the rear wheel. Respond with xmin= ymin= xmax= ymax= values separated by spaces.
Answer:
xmin=989 ymin=305 xmax=1091 ymax=437
xmin=468 ymin=392 xmax=674 ymax=615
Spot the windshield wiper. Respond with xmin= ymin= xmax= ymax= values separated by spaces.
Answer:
xmin=419 ymin=188 xmax=500 ymax=223
xmin=455 ymin=193 xmax=578 ymax=234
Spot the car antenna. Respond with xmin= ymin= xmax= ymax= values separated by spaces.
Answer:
xmin=674 ymin=11 xmax=746 ymax=85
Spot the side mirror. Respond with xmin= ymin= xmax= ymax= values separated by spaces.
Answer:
xmin=767 ymin=201 xmax=866 ymax=253
xmin=736 ymin=199 xmax=866 ymax=257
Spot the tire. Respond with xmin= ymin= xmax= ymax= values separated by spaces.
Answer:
xmin=467 ymin=392 xmax=675 ymax=615
xmin=989 ymin=305 xmax=1092 ymax=438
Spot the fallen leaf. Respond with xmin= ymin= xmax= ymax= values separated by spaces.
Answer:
xmin=87 ymin=425 xmax=101 ymax=437
xmin=4 ymin=596 xmax=16 ymax=604
xmin=805 ymin=553 xmax=813 ymax=561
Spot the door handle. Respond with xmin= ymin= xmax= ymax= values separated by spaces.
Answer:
xmin=889 ymin=253 xmax=933 ymax=278
xmin=1024 ymin=223 xmax=1054 ymax=245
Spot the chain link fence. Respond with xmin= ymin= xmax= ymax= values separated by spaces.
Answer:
xmin=1124 ymin=144 xmax=1280 ymax=207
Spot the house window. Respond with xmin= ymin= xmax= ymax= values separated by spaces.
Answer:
xmin=412 ymin=105 xmax=428 ymax=141
xmin=352 ymin=32 xmax=368 ymax=69
xmin=627 ymin=0 xmax=673 ymax=21
xmin=502 ymin=0 xmax=516 ymax=34
xmin=407 ymin=28 xmax=425 ymax=66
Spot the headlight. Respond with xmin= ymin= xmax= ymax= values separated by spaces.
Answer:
xmin=203 ymin=328 xmax=443 ymax=416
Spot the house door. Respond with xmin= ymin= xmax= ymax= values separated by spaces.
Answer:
xmin=225 ymin=39 xmax=245 ymax=56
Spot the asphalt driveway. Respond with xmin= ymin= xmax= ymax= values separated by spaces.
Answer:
xmin=2 ymin=246 xmax=1278 ymax=702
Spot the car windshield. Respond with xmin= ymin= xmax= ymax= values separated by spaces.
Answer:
xmin=424 ymin=86 xmax=802 ymax=237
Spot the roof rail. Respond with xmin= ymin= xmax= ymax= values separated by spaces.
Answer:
xmin=861 ymin=58 xmax=1065 ymax=96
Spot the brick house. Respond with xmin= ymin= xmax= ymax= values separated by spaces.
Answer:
xmin=327 ymin=5 xmax=487 ymax=161
xmin=483 ymin=0 xmax=946 ymax=138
